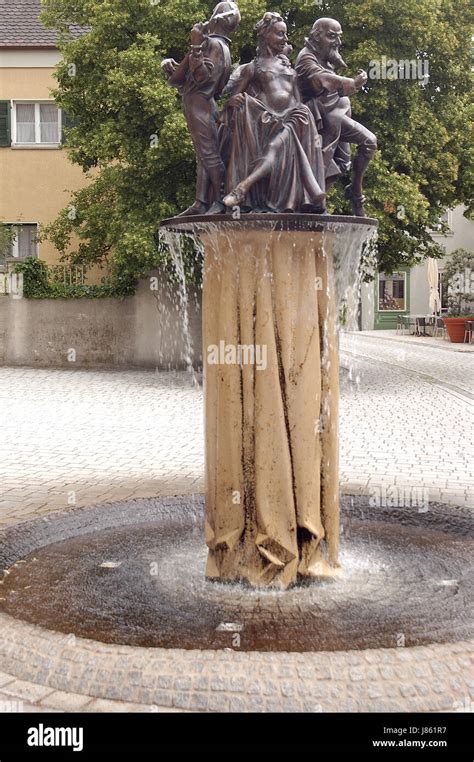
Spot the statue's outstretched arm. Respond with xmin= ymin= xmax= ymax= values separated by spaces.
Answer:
xmin=297 ymin=58 xmax=367 ymax=97
xmin=162 ymin=32 xmax=221 ymax=88
xmin=164 ymin=55 xmax=190 ymax=87
xmin=315 ymin=70 xmax=358 ymax=95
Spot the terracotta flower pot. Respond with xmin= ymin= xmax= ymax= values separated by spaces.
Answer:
xmin=443 ymin=316 xmax=474 ymax=343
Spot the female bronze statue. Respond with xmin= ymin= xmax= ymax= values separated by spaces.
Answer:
xmin=220 ymin=12 xmax=326 ymax=213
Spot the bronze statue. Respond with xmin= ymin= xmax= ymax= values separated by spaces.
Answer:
xmin=220 ymin=12 xmax=326 ymax=213
xmin=162 ymin=10 xmax=376 ymax=217
xmin=161 ymin=2 xmax=241 ymax=216
xmin=295 ymin=18 xmax=377 ymax=216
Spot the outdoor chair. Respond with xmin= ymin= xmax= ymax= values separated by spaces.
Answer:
xmin=402 ymin=316 xmax=416 ymax=335
xmin=426 ymin=316 xmax=436 ymax=336
xmin=464 ymin=321 xmax=474 ymax=344
xmin=396 ymin=315 xmax=406 ymax=334
xmin=433 ymin=317 xmax=446 ymax=339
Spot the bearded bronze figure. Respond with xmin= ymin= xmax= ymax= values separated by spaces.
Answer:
xmin=295 ymin=18 xmax=377 ymax=216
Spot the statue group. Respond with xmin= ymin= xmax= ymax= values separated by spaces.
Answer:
xmin=162 ymin=5 xmax=377 ymax=217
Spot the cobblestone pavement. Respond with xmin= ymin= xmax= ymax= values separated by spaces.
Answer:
xmin=340 ymin=332 xmax=474 ymax=510
xmin=0 ymin=332 xmax=472 ymax=528
xmin=0 ymin=332 xmax=472 ymax=712
xmin=0 ymin=369 xmax=204 ymax=528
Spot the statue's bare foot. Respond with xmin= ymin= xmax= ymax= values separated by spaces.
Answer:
xmin=223 ymin=185 xmax=246 ymax=207
xmin=344 ymin=184 xmax=366 ymax=217
xmin=177 ymin=201 xmax=208 ymax=217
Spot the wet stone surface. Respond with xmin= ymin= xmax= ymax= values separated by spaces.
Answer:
xmin=0 ymin=495 xmax=472 ymax=652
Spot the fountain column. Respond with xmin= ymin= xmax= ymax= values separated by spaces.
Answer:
xmin=202 ymin=220 xmax=340 ymax=587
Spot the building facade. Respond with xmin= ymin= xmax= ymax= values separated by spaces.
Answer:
xmin=359 ymin=206 xmax=474 ymax=331
xmin=0 ymin=0 xmax=86 ymax=278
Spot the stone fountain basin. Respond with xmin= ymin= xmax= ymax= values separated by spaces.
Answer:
xmin=0 ymin=495 xmax=471 ymax=652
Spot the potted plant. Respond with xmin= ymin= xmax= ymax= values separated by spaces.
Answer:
xmin=442 ymin=248 xmax=474 ymax=342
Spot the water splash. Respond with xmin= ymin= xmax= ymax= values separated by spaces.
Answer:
xmin=159 ymin=228 xmax=200 ymax=387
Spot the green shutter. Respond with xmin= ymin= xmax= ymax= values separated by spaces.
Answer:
xmin=61 ymin=110 xmax=78 ymax=144
xmin=0 ymin=101 xmax=11 ymax=146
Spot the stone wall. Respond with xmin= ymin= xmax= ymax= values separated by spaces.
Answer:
xmin=1 ymin=273 xmax=202 ymax=369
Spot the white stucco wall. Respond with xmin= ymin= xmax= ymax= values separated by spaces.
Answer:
xmin=431 ymin=207 xmax=473 ymax=257
xmin=360 ymin=281 xmax=374 ymax=330
xmin=0 ymin=50 xmax=61 ymax=68
xmin=359 ymin=205 xmax=474 ymax=330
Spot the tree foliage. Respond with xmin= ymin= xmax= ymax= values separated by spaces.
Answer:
xmin=42 ymin=0 xmax=474 ymax=287
xmin=0 ymin=223 xmax=14 ymax=264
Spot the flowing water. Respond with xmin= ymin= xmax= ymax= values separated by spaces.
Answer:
xmin=0 ymin=495 xmax=471 ymax=651
xmin=159 ymin=228 xmax=200 ymax=386
xmin=160 ymin=214 xmax=378 ymax=586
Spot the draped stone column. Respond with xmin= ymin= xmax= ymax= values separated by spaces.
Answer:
xmin=202 ymin=225 xmax=341 ymax=588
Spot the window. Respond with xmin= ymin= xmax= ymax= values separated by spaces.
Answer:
xmin=13 ymin=102 xmax=60 ymax=145
xmin=1 ymin=225 xmax=38 ymax=261
xmin=430 ymin=210 xmax=453 ymax=234
xmin=378 ymin=271 xmax=406 ymax=311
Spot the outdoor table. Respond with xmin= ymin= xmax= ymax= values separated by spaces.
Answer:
xmin=406 ymin=315 xmax=437 ymax=336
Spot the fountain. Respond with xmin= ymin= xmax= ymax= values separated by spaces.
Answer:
xmin=162 ymin=216 xmax=376 ymax=587
xmin=0 ymin=8 xmax=471 ymax=713
xmin=159 ymin=10 xmax=378 ymax=587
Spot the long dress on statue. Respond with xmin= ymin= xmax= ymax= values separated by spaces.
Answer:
xmin=219 ymin=56 xmax=326 ymax=212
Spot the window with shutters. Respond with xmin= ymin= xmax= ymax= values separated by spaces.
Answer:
xmin=12 ymin=101 xmax=61 ymax=145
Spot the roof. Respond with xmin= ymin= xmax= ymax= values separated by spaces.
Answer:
xmin=0 ymin=0 xmax=86 ymax=48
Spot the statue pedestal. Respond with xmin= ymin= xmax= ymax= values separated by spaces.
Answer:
xmin=160 ymin=214 xmax=377 ymax=588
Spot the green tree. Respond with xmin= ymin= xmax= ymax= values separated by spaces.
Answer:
xmin=0 ymin=224 xmax=14 ymax=266
xmin=42 ymin=0 xmax=474 ymax=289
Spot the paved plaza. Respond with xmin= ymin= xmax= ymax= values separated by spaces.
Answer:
xmin=340 ymin=332 xmax=474 ymax=510
xmin=0 ymin=331 xmax=472 ymax=712
xmin=0 ymin=331 xmax=472 ymax=530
